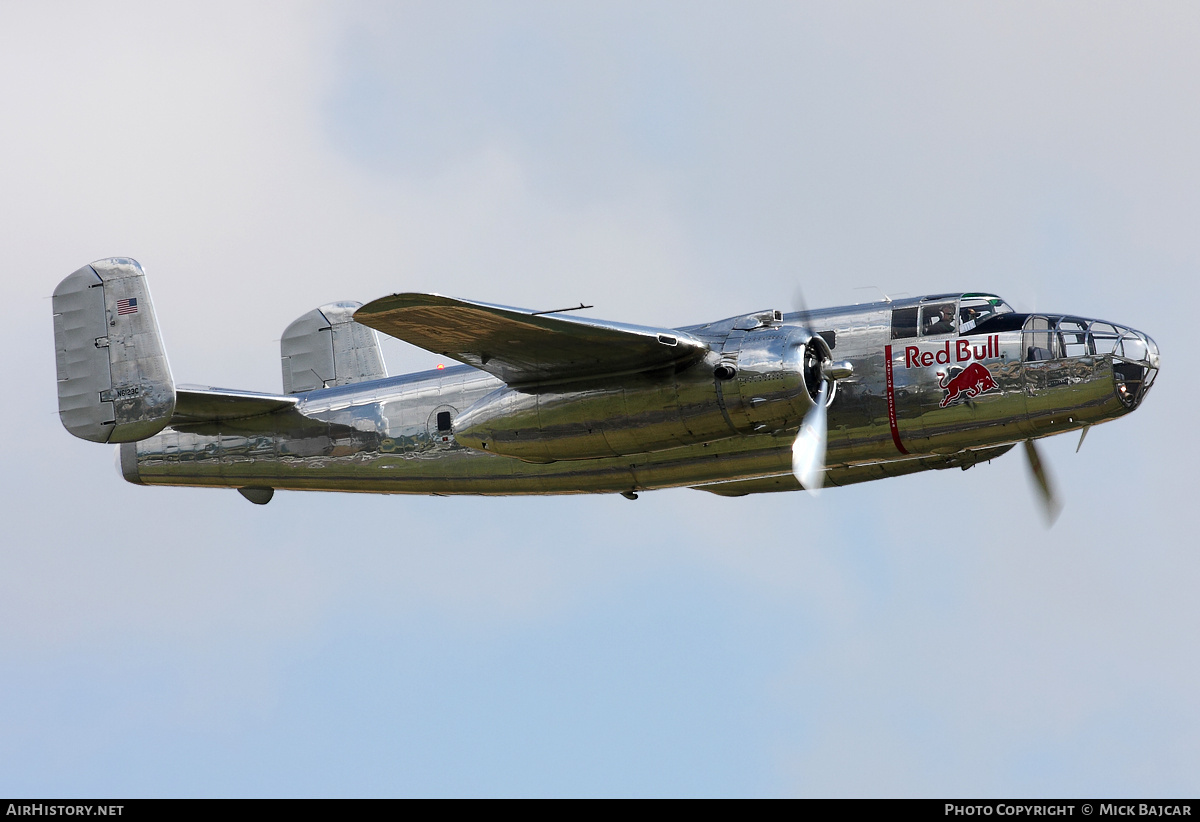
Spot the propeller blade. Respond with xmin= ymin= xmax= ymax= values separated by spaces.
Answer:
xmin=1022 ymin=439 xmax=1063 ymax=527
xmin=792 ymin=285 xmax=811 ymax=323
xmin=792 ymin=380 xmax=829 ymax=492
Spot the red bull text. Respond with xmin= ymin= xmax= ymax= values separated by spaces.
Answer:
xmin=903 ymin=335 xmax=999 ymax=369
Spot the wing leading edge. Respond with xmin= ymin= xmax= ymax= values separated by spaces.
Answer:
xmin=354 ymin=293 xmax=709 ymax=386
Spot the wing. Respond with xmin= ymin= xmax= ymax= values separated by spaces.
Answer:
xmin=354 ymin=293 xmax=709 ymax=386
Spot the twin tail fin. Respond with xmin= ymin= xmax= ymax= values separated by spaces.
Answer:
xmin=52 ymin=258 xmax=175 ymax=443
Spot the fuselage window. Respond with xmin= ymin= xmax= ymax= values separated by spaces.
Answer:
xmin=436 ymin=411 xmax=452 ymax=432
xmin=920 ymin=302 xmax=958 ymax=336
xmin=1088 ymin=323 xmax=1120 ymax=357
xmin=1058 ymin=319 xmax=1090 ymax=357
xmin=891 ymin=307 xmax=919 ymax=340
xmin=1024 ymin=316 xmax=1061 ymax=361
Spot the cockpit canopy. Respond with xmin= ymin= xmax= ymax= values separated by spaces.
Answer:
xmin=890 ymin=293 xmax=1014 ymax=340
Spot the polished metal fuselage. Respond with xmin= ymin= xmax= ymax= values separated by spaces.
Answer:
xmin=125 ymin=300 xmax=1154 ymax=496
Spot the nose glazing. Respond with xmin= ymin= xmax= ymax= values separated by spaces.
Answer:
xmin=1108 ymin=326 xmax=1158 ymax=409
xmin=1034 ymin=314 xmax=1158 ymax=410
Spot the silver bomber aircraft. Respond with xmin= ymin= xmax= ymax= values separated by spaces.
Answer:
xmin=52 ymin=258 xmax=1159 ymax=519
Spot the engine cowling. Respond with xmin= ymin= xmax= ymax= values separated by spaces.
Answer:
xmin=718 ymin=326 xmax=831 ymax=433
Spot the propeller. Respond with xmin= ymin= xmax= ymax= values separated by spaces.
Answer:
xmin=792 ymin=379 xmax=829 ymax=492
xmin=788 ymin=285 xmax=851 ymax=493
xmin=1022 ymin=439 xmax=1063 ymax=527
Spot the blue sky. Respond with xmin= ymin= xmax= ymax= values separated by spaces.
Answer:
xmin=1 ymin=1 xmax=1197 ymax=796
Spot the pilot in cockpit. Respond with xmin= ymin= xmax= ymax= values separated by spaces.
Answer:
xmin=959 ymin=306 xmax=980 ymax=333
xmin=926 ymin=307 xmax=956 ymax=335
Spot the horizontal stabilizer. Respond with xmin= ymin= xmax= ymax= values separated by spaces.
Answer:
xmin=172 ymin=386 xmax=297 ymax=423
xmin=354 ymin=293 xmax=708 ymax=385
xmin=168 ymin=386 xmax=328 ymax=436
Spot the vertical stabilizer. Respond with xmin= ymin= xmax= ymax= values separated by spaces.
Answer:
xmin=281 ymin=301 xmax=387 ymax=393
xmin=52 ymin=258 xmax=176 ymax=443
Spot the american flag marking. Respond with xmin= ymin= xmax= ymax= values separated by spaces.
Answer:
xmin=116 ymin=298 xmax=138 ymax=315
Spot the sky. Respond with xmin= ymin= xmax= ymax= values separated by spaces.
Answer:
xmin=1 ymin=1 xmax=1197 ymax=797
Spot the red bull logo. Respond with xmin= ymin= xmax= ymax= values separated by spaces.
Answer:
xmin=937 ymin=362 xmax=998 ymax=407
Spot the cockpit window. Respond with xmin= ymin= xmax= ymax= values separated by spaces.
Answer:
xmin=896 ymin=295 xmax=1015 ymax=339
xmin=960 ymin=295 xmax=1014 ymax=333
xmin=921 ymin=302 xmax=957 ymax=336
xmin=891 ymin=307 xmax=918 ymax=340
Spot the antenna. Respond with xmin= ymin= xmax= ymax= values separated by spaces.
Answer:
xmin=530 ymin=303 xmax=594 ymax=316
xmin=853 ymin=286 xmax=892 ymax=303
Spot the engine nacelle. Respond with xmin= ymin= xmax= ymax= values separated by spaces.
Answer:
xmin=453 ymin=326 xmax=830 ymax=463
xmin=453 ymin=373 xmax=713 ymax=463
